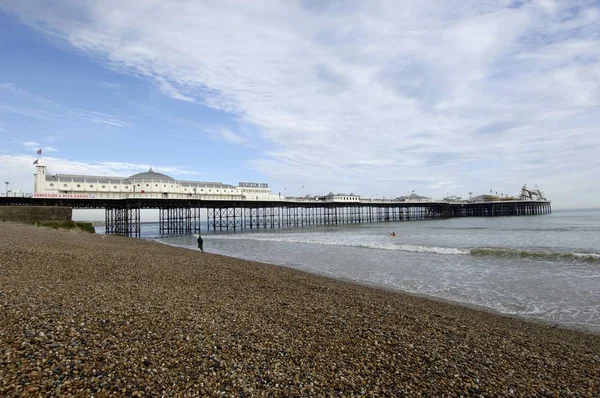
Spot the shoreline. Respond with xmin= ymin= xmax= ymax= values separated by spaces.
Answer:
xmin=154 ymin=237 xmax=600 ymax=337
xmin=2 ymin=222 xmax=600 ymax=396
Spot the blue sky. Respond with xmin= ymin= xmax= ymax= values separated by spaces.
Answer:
xmin=1 ymin=0 xmax=599 ymax=209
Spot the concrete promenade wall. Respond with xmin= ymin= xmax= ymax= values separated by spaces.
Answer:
xmin=0 ymin=206 xmax=72 ymax=222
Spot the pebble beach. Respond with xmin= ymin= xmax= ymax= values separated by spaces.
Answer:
xmin=1 ymin=222 xmax=599 ymax=397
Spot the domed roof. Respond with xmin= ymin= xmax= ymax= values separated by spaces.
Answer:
xmin=128 ymin=167 xmax=175 ymax=181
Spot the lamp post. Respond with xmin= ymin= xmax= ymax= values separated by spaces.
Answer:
xmin=4 ymin=181 xmax=8 ymax=196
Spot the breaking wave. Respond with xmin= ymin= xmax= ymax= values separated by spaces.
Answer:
xmin=207 ymin=234 xmax=600 ymax=262
xmin=470 ymin=248 xmax=600 ymax=262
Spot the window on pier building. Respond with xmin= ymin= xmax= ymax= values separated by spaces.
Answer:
xmin=77 ymin=184 xmax=81 ymax=188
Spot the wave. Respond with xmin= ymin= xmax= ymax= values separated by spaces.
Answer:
xmin=204 ymin=233 xmax=600 ymax=263
xmin=470 ymin=248 xmax=600 ymax=262
xmin=373 ymin=244 xmax=470 ymax=255
xmin=205 ymin=233 xmax=472 ymax=255
xmin=432 ymin=227 xmax=600 ymax=232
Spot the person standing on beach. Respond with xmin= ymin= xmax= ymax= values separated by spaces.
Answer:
xmin=197 ymin=235 xmax=204 ymax=252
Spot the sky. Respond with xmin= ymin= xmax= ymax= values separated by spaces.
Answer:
xmin=1 ymin=0 xmax=599 ymax=210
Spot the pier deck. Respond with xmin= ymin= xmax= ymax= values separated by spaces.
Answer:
xmin=0 ymin=197 xmax=551 ymax=237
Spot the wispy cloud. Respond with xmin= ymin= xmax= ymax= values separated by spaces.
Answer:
xmin=2 ymin=0 xmax=600 ymax=206
xmin=98 ymin=81 xmax=123 ymax=90
xmin=22 ymin=141 xmax=41 ymax=148
xmin=1 ymin=82 xmax=133 ymax=128
xmin=212 ymin=127 xmax=249 ymax=145
xmin=1 ymin=104 xmax=66 ymax=122
xmin=67 ymin=109 xmax=132 ymax=128
xmin=0 ymin=154 xmax=197 ymax=194
xmin=21 ymin=141 xmax=57 ymax=153
xmin=0 ymin=82 xmax=58 ymax=105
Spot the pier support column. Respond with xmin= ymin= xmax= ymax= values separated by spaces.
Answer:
xmin=160 ymin=206 xmax=195 ymax=235
xmin=105 ymin=206 xmax=140 ymax=238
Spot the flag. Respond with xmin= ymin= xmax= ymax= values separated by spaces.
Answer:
xmin=33 ymin=159 xmax=39 ymax=165
xmin=37 ymin=149 xmax=42 ymax=154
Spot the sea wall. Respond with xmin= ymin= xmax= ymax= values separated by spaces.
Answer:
xmin=0 ymin=206 xmax=72 ymax=222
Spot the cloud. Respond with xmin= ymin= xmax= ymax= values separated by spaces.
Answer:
xmin=0 ymin=154 xmax=198 ymax=194
xmin=1 ymin=82 xmax=132 ymax=128
xmin=22 ymin=141 xmax=57 ymax=152
xmin=98 ymin=81 xmax=123 ymax=90
xmin=67 ymin=109 xmax=132 ymax=128
xmin=1 ymin=82 xmax=58 ymax=105
xmin=1 ymin=104 xmax=66 ymax=122
xmin=2 ymin=0 xmax=600 ymax=207
xmin=212 ymin=127 xmax=249 ymax=145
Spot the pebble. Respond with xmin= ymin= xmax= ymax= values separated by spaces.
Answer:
xmin=1 ymin=222 xmax=599 ymax=396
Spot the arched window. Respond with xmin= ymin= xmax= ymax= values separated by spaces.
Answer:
xmin=76 ymin=184 xmax=81 ymax=188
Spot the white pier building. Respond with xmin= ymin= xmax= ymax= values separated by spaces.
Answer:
xmin=33 ymin=163 xmax=282 ymax=201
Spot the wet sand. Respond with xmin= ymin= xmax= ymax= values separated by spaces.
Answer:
xmin=1 ymin=222 xmax=599 ymax=396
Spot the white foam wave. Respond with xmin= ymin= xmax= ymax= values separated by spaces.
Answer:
xmin=207 ymin=234 xmax=471 ymax=255
xmin=573 ymin=252 xmax=600 ymax=261
xmin=204 ymin=234 xmax=600 ymax=262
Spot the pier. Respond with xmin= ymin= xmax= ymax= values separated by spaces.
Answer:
xmin=0 ymin=197 xmax=551 ymax=238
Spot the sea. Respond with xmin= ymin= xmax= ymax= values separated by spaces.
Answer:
xmin=97 ymin=210 xmax=600 ymax=332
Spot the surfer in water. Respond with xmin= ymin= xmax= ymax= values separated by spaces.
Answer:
xmin=197 ymin=234 xmax=204 ymax=252
xmin=389 ymin=232 xmax=396 ymax=237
